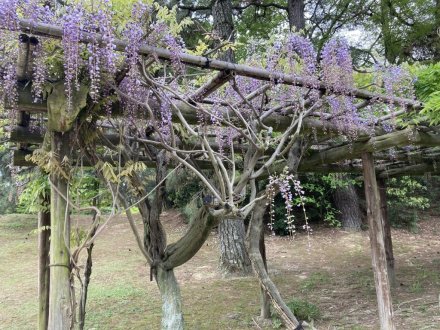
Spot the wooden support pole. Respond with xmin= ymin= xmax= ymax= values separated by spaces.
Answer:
xmin=38 ymin=196 xmax=50 ymax=330
xmin=48 ymin=131 xmax=72 ymax=330
xmin=378 ymin=178 xmax=395 ymax=287
xmin=362 ymin=152 xmax=395 ymax=330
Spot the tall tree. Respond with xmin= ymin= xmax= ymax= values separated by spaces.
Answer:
xmin=0 ymin=149 xmax=16 ymax=214
xmin=287 ymin=0 xmax=305 ymax=31
xmin=332 ymin=175 xmax=363 ymax=231
xmin=212 ymin=0 xmax=252 ymax=276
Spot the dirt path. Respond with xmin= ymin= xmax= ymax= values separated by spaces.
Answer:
xmin=0 ymin=211 xmax=439 ymax=329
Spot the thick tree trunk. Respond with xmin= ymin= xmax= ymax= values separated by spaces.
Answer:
xmin=48 ymin=131 xmax=72 ymax=330
xmin=219 ymin=218 xmax=252 ymax=276
xmin=156 ymin=267 xmax=184 ymax=330
xmin=378 ymin=178 xmax=395 ymax=287
xmin=287 ymin=0 xmax=306 ymax=31
xmin=380 ymin=0 xmax=397 ymax=64
xmin=362 ymin=152 xmax=395 ymax=330
xmin=38 ymin=205 xmax=50 ymax=330
xmin=212 ymin=0 xmax=235 ymax=62
xmin=333 ymin=174 xmax=363 ymax=231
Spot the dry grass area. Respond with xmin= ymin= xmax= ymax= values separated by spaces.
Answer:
xmin=1 ymin=211 xmax=440 ymax=329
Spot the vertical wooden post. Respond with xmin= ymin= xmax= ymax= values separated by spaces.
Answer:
xmin=362 ymin=152 xmax=395 ymax=330
xmin=48 ymin=131 xmax=72 ymax=330
xmin=38 ymin=196 xmax=50 ymax=330
xmin=378 ymin=178 xmax=395 ymax=287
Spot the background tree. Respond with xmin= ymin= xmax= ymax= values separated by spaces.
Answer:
xmin=211 ymin=0 xmax=252 ymax=276
xmin=0 ymin=149 xmax=16 ymax=214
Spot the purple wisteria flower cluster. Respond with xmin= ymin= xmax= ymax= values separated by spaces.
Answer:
xmin=287 ymin=34 xmax=318 ymax=83
xmin=62 ymin=6 xmax=83 ymax=110
xmin=0 ymin=0 xmax=417 ymax=144
xmin=267 ymin=168 xmax=308 ymax=238
xmin=0 ymin=0 xmax=17 ymax=30
xmin=321 ymin=38 xmax=353 ymax=93
xmin=31 ymin=40 xmax=45 ymax=102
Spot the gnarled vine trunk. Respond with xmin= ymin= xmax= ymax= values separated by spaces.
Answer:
xmin=259 ymin=227 xmax=270 ymax=319
xmin=157 ymin=267 xmax=184 ymax=330
xmin=248 ymin=199 xmax=305 ymax=329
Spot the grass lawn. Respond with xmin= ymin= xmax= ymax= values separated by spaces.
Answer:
xmin=1 ymin=211 xmax=440 ymax=329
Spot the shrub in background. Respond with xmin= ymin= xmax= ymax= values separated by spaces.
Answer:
xmin=166 ymin=169 xmax=203 ymax=223
xmin=272 ymin=298 xmax=320 ymax=328
xmin=387 ymin=176 xmax=430 ymax=232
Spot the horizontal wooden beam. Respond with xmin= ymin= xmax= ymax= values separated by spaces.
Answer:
xmin=15 ymin=82 xmax=47 ymax=112
xmin=13 ymin=19 xmax=422 ymax=109
xmin=14 ymin=148 xmax=440 ymax=177
xmin=13 ymin=149 xmax=356 ymax=174
xmin=8 ymin=126 xmax=248 ymax=154
xmin=377 ymin=163 xmax=440 ymax=177
xmin=9 ymin=126 xmax=121 ymax=145
xmin=302 ymin=128 xmax=440 ymax=167
xmin=12 ymin=86 xmax=377 ymax=138
xmin=12 ymin=149 xmax=212 ymax=169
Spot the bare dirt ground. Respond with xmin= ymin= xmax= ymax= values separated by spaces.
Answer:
xmin=1 ymin=211 xmax=440 ymax=329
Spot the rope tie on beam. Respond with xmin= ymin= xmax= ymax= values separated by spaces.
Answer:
xmin=204 ymin=57 xmax=211 ymax=68
xmin=294 ymin=321 xmax=304 ymax=330
xmin=48 ymin=263 xmax=70 ymax=269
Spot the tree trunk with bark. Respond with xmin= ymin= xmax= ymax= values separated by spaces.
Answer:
xmin=333 ymin=174 xmax=363 ymax=231
xmin=287 ymin=0 xmax=306 ymax=31
xmin=212 ymin=0 xmax=252 ymax=276
xmin=212 ymin=0 xmax=235 ymax=62
xmin=380 ymin=0 xmax=398 ymax=64
xmin=218 ymin=218 xmax=252 ymax=276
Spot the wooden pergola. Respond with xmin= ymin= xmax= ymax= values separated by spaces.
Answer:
xmin=4 ymin=18 xmax=440 ymax=330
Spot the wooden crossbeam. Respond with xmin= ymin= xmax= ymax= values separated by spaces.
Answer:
xmin=14 ymin=148 xmax=440 ymax=177
xmin=189 ymin=71 xmax=232 ymax=102
xmin=14 ymin=19 xmax=422 ymax=109
xmin=302 ymin=128 xmax=440 ymax=168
